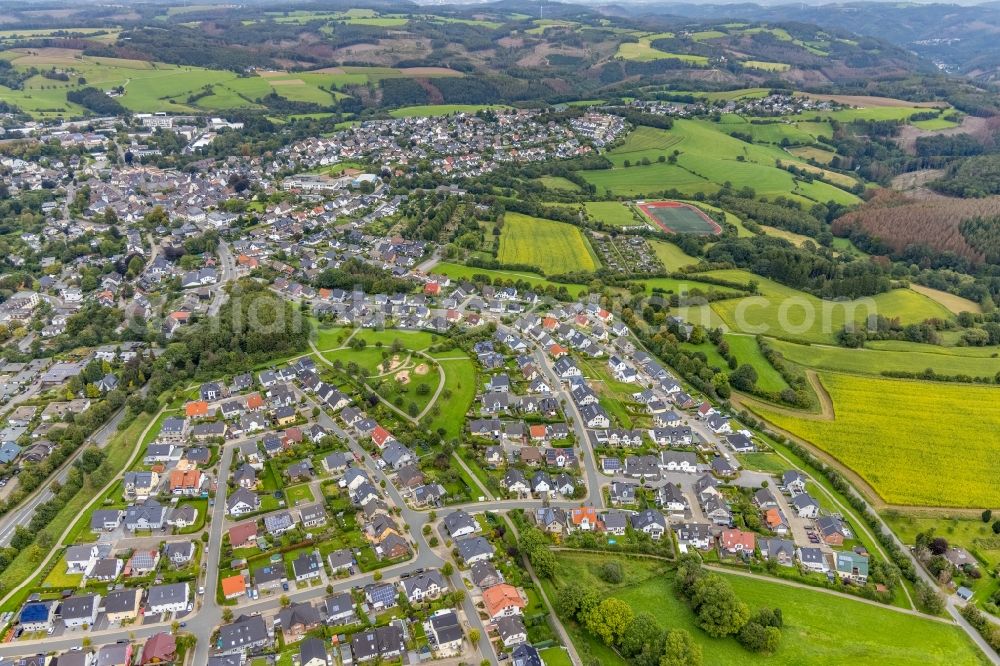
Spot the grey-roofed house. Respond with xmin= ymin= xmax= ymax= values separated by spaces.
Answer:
xmin=124 ymin=499 xmax=165 ymax=531
xmin=470 ymin=561 xmax=504 ymax=589
xmin=400 ymin=570 xmax=447 ymax=603
xmin=60 ymin=594 xmax=100 ymax=628
xmin=146 ymin=582 xmax=189 ymax=614
xmin=327 ymin=549 xmax=355 ymax=574
xmin=630 ymin=509 xmax=667 ymax=540
xmin=324 ymin=591 xmax=358 ymax=625
xmin=456 ymin=536 xmax=495 ymax=564
xmin=443 ymin=509 xmax=479 ymax=538
xmin=217 ymin=614 xmax=270 ymax=655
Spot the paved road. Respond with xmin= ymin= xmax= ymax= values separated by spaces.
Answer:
xmin=208 ymin=241 xmax=236 ymax=317
xmin=0 ymin=396 xmax=137 ymax=547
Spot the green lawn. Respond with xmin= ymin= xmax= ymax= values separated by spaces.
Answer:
xmin=426 ymin=355 xmax=477 ymax=439
xmin=545 ymin=552 xmax=988 ymax=666
xmin=537 ymin=175 xmax=582 ymax=192
xmin=584 ymin=201 xmax=644 ymax=227
xmin=285 ymin=484 xmax=315 ymax=507
xmin=388 ymin=104 xmax=507 ymax=118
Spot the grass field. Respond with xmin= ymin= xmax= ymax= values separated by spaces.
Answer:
xmin=750 ymin=372 xmax=1000 ymax=507
xmin=427 ymin=354 xmax=478 ymax=439
xmin=388 ymin=103 xmax=504 ymax=118
xmin=788 ymin=145 xmax=838 ymax=164
xmin=545 ymin=552 xmax=987 ymax=666
xmin=725 ymin=334 xmax=789 ymax=392
xmin=768 ymin=337 xmax=1000 ymax=378
xmin=743 ymin=60 xmax=791 ymax=71
xmin=537 ymin=175 xmax=582 ymax=192
xmin=615 ymin=33 xmax=709 ymax=64
xmin=702 ymin=269 xmax=954 ymax=344
xmin=432 ymin=262 xmax=588 ymax=297
xmin=497 ymin=212 xmax=599 ymax=275
xmin=647 ymin=239 xmax=700 ymax=269
xmin=909 ymin=284 xmax=982 ymax=314
xmin=583 ymin=121 xmax=860 ymax=205
xmin=583 ymin=201 xmax=643 ymax=226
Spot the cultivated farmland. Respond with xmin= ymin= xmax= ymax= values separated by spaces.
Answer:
xmin=497 ymin=212 xmax=600 ymax=275
xmin=750 ymin=372 xmax=1000 ymax=508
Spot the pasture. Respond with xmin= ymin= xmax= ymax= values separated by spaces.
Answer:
xmin=615 ymin=33 xmax=709 ymax=64
xmin=725 ymin=334 xmax=789 ymax=392
xmin=545 ymin=552 xmax=987 ymax=666
xmin=750 ymin=372 xmax=1000 ymax=508
xmin=702 ymin=269 xmax=953 ymax=344
xmin=647 ymin=239 xmax=700 ymax=269
xmin=536 ymin=175 xmax=582 ymax=192
xmin=768 ymin=338 xmax=1000 ymax=377
xmin=388 ymin=103 xmax=503 ymax=118
xmin=583 ymin=121 xmax=860 ymax=205
xmin=497 ymin=212 xmax=599 ymax=275
xmin=743 ymin=60 xmax=791 ymax=71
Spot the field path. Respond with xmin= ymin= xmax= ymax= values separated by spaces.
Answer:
xmin=705 ymin=566 xmax=928 ymax=620
xmin=732 ymin=370 xmax=833 ymax=420
xmin=415 ymin=351 xmax=446 ymax=421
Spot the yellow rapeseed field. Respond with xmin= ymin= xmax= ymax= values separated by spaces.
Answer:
xmin=750 ymin=372 xmax=1000 ymax=508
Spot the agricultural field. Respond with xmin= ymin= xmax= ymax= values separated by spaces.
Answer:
xmin=750 ymin=372 xmax=1000 ymax=508
xmin=615 ymin=32 xmax=709 ymax=64
xmin=702 ymin=269 xmax=953 ymax=344
xmin=432 ymin=262 xmax=589 ymax=297
xmin=545 ymin=552 xmax=987 ymax=666
xmin=788 ymin=145 xmax=838 ymax=165
xmin=497 ymin=212 xmax=600 ymax=275
xmin=767 ymin=337 xmax=1000 ymax=378
xmin=908 ymin=284 xmax=982 ymax=314
xmin=583 ymin=121 xmax=860 ymax=205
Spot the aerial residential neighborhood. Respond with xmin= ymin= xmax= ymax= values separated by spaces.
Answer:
xmin=0 ymin=2 xmax=997 ymax=665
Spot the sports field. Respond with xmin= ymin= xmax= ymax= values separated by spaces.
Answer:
xmin=637 ymin=200 xmax=721 ymax=235
xmin=497 ymin=212 xmax=599 ymax=275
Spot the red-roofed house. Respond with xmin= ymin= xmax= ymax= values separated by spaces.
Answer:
xmin=229 ymin=521 xmax=258 ymax=549
xmin=186 ymin=401 xmax=209 ymax=418
xmin=549 ymin=344 xmax=567 ymax=358
xmin=529 ymin=425 xmax=548 ymax=441
xmin=140 ymin=632 xmax=176 ymax=664
xmin=372 ymin=425 xmax=394 ymax=449
xmin=570 ymin=507 xmax=599 ymax=531
xmin=721 ymin=528 xmax=756 ymax=555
